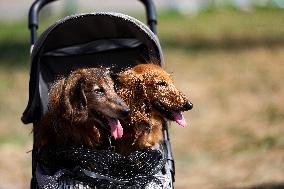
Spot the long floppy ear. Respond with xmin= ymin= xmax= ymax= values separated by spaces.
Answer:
xmin=48 ymin=77 xmax=66 ymax=113
xmin=73 ymin=77 xmax=87 ymax=111
xmin=61 ymin=75 xmax=87 ymax=123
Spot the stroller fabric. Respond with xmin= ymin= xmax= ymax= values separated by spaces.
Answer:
xmin=36 ymin=146 xmax=172 ymax=189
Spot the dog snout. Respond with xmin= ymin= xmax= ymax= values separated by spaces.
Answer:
xmin=119 ymin=107 xmax=130 ymax=118
xmin=183 ymin=101 xmax=193 ymax=111
xmin=116 ymin=98 xmax=126 ymax=106
xmin=114 ymin=97 xmax=130 ymax=117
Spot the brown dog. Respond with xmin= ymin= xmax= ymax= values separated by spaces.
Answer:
xmin=115 ymin=63 xmax=193 ymax=155
xmin=34 ymin=67 xmax=130 ymax=149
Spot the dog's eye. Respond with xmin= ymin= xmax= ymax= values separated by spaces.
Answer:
xmin=95 ymin=88 xmax=105 ymax=94
xmin=156 ymin=81 xmax=168 ymax=87
xmin=92 ymin=85 xmax=105 ymax=93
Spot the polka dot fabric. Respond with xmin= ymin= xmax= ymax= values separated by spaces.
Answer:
xmin=36 ymin=146 xmax=167 ymax=188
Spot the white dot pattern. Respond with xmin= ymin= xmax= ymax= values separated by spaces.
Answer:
xmin=35 ymin=146 xmax=172 ymax=188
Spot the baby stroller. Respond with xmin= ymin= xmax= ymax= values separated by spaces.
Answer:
xmin=22 ymin=0 xmax=176 ymax=188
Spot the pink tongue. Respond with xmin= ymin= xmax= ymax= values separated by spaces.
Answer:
xmin=172 ymin=112 xmax=187 ymax=128
xmin=106 ymin=118 xmax=123 ymax=139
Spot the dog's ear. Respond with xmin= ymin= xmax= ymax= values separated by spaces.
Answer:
xmin=75 ymin=77 xmax=87 ymax=110
xmin=62 ymin=75 xmax=87 ymax=121
xmin=65 ymin=76 xmax=88 ymax=124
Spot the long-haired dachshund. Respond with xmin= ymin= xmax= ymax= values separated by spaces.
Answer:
xmin=115 ymin=63 xmax=193 ymax=155
xmin=34 ymin=67 xmax=130 ymax=149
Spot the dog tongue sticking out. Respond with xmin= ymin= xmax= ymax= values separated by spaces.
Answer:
xmin=106 ymin=117 xmax=123 ymax=139
xmin=171 ymin=112 xmax=187 ymax=128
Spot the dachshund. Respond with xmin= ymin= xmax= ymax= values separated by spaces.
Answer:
xmin=114 ymin=63 xmax=193 ymax=155
xmin=34 ymin=67 xmax=130 ymax=149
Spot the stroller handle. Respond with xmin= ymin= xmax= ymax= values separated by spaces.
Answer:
xmin=139 ymin=0 xmax=157 ymax=34
xmin=29 ymin=0 xmax=59 ymax=45
xmin=28 ymin=0 xmax=157 ymax=45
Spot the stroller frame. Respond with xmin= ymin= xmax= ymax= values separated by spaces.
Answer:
xmin=25 ymin=0 xmax=175 ymax=188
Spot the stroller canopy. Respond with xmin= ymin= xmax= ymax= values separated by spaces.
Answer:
xmin=22 ymin=12 xmax=164 ymax=124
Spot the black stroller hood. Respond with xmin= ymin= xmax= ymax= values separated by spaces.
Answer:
xmin=22 ymin=12 xmax=164 ymax=124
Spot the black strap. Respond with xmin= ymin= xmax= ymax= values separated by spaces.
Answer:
xmin=44 ymin=38 xmax=142 ymax=57
xmin=31 ymin=145 xmax=39 ymax=189
xmin=162 ymin=122 xmax=175 ymax=183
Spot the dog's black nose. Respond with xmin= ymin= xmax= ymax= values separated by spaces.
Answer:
xmin=120 ymin=107 xmax=130 ymax=118
xmin=183 ymin=101 xmax=193 ymax=111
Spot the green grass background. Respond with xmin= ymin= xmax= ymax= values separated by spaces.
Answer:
xmin=0 ymin=8 xmax=284 ymax=189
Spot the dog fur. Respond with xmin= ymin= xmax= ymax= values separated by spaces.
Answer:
xmin=114 ymin=63 xmax=193 ymax=155
xmin=34 ymin=67 xmax=129 ymax=149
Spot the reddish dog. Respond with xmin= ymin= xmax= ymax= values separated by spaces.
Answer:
xmin=34 ymin=68 xmax=129 ymax=149
xmin=115 ymin=63 xmax=193 ymax=155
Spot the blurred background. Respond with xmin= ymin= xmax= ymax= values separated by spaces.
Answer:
xmin=0 ymin=0 xmax=284 ymax=188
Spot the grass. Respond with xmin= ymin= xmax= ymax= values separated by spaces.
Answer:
xmin=158 ymin=8 xmax=284 ymax=51
xmin=0 ymin=8 xmax=284 ymax=189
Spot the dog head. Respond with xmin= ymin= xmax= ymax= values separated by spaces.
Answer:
xmin=123 ymin=64 xmax=193 ymax=127
xmin=57 ymin=68 xmax=130 ymax=139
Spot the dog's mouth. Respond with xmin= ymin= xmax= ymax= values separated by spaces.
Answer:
xmin=90 ymin=110 xmax=123 ymax=140
xmin=106 ymin=117 xmax=123 ymax=140
xmin=154 ymin=102 xmax=188 ymax=128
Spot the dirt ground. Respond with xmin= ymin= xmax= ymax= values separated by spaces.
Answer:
xmin=166 ymin=46 xmax=284 ymax=189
